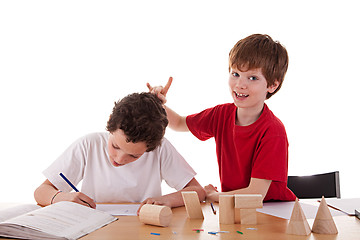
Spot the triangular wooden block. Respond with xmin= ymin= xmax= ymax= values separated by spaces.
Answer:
xmin=286 ymin=199 xmax=311 ymax=236
xmin=312 ymin=196 xmax=338 ymax=234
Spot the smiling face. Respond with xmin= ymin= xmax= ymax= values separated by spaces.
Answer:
xmin=107 ymin=129 xmax=147 ymax=167
xmin=229 ymin=67 xmax=279 ymax=112
xmin=228 ymin=34 xmax=288 ymax=99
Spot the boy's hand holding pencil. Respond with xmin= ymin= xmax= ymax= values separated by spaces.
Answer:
xmin=55 ymin=173 xmax=96 ymax=209
xmin=52 ymin=191 xmax=96 ymax=209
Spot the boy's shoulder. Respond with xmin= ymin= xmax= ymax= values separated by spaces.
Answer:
xmin=155 ymin=137 xmax=174 ymax=151
xmin=187 ymin=103 xmax=235 ymax=122
xmin=261 ymin=105 xmax=287 ymax=134
xmin=72 ymin=132 xmax=109 ymax=147
xmin=81 ymin=132 xmax=109 ymax=140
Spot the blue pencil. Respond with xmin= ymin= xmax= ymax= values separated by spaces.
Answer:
xmin=59 ymin=173 xmax=79 ymax=192
xmin=210 ymin=202 xmax=216 ymax=214
xmin=59 ymin=172 xmax=92 ymax=208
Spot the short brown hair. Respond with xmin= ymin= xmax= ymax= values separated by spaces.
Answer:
xmin=229 ymin=34 xmax=288 ymax=99
xmin=106 ymin=92 xmax=168 ymax=152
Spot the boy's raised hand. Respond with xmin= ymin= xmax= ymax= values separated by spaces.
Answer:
xmin=147 ymin=76 xmax=173 ymax=104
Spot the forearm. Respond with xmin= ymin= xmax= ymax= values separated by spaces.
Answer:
xmin=35 ymin=180 xmax=96 ymax=208
xmin=164 ymin=105 xmax=189 ymax=132
xmin=34 ymin=181 xmax=59 ymax=206
xmin=223 ymin=185 xmax=269 ymax=200
xmin=206 ymin=178 xmax=271 ymax=202
xmin=163 ymin=184 xmax=206 ymax=208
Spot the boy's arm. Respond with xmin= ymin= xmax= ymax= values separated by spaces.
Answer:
xmin=34 ymin=179 xmax=96 ymax=208
xmin=164 ymin=105 xmax=189 ymax=132
xmin=204 ymin=178 xmax=272 ymax=202
xmin=139 ymin=178 xmax=205 ymax=211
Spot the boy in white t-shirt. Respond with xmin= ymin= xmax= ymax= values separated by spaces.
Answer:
xmin=34 ymin=92 xmax=205 ymax=210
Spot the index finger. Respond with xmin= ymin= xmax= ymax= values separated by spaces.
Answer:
xmin=146 ymin=82 xmax=153 ymax=92
xmin=79 ymin=194 xmax=96 ymax=208
xmin=162 ymin=77 xmax=173 ymax=95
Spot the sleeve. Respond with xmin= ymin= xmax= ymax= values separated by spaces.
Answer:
xmin=251 ymin=126 xmax=289 ymax=182
xmin=42 ymin=135 xmax=88 ymax=192
xmin=186 ymin=105 xmax=219 ymax=141
xmin=159 ymin=138 xmax=197 ymax=191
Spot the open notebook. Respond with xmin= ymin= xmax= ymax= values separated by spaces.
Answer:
xmin=0 ymin=201 xmax=117 ymax=240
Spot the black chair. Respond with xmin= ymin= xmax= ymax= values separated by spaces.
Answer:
xmin=287 ymin=171 xmax=340 ymax=199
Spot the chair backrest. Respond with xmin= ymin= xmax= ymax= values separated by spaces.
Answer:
xmin=287 ymin=171 xmax=340 ymax=199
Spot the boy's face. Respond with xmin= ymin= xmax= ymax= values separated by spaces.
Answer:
xmin=107 ymin=129 xmax=147 ymax=167
xmin=228 ymin=67 xmax=279 ymax=110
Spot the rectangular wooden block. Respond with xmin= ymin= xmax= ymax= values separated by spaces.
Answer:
xmin=235 ymin=194 xmax=263 ymax=209
xmin=219 ymin=195 xmax=234 ymax=224
xmin=181 ymin=191 xmax=204 ymax=219
xmin=240 ymin=208 xmax=257 ymax=224
xmin=235 ymin=208 xmax=241 ymax=224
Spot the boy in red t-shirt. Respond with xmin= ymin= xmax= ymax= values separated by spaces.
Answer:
xmin=148 ymin=34 xmax=296 ymax=202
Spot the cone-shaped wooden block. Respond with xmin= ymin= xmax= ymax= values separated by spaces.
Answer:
xmin=312 ymin=196 xmax=338 ymax=234
xmin=286 ymin=199 xmax=311 ymax=235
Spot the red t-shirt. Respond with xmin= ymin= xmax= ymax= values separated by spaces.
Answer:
xmin=186 ymin=103 xmax=296 ymax=201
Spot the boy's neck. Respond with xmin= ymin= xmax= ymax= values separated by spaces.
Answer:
xmin=235 ymin=104 xmax=265 ymax=126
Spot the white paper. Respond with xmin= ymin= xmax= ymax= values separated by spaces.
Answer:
xmin=325 ymin=198 xmax=360 ymax=215
xmin=1 ymin=201 xmax=117 ymax=240
xmin=96 ymin=204 xmax=141 ymax=216
xmin=0 ymin=204 xmax=41 ymax=222
xmin=257 ymin=201 xmax=346 ymax=219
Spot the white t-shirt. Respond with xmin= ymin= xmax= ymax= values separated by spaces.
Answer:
xmin=43 ymin=132 xmax=196 ymax=203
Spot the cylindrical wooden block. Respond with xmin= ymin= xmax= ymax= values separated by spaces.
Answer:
xmin=139 ymin=204 xmax=172 ymax=227
xmin=219 ymin=195 xmax=235 ymax=224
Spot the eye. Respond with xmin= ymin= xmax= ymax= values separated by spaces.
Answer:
xmin=232 ymin=72 xmax=239 ymax=77
xmin=112 ymin=144 xmax=120 ymax=150
xmin=249 ymin=76 xmax=258 ymax=81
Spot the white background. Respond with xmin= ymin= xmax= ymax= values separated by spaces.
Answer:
xmin=1 ymin=0 xmax=359 ymax=203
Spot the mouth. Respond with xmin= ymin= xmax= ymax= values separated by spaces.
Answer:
xmin=234 ymin=91 xmax=249 ymax=98
xmin=113 ymin=162 xmax=125 ymax=167
xmin=110 ymin=158 xmax=125 ymax=167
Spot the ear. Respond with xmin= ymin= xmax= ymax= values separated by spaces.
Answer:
xmin=268 ymin=80 xmax=280 ymax=94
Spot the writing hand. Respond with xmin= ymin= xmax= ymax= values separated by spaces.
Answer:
xmin=53 ymin=191 xmax=96 ymax=209
xmin=147 ymin=76 xmax=173 ymax=104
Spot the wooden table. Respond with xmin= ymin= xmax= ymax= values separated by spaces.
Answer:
xmin=82 ymin=203 xmax=360 ymax=240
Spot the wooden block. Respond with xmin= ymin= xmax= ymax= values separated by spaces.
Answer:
xmin=219 ymin=195 xmax=234 ymax=224
xmin=181 ymin=191 xmax=204 ymax=219
xmin=234 ymin=208 xmax=240 ymax=224
xmin=312 ymin=196 xmax=338 ymax=234
xmin=235 ymin=194 xmax=263 ymax=209
xmin=240 ymin=208 xmax=257 ymax=224
xmin=139 ymin=204 xmax=172 ymax=227
xmin=286 ymin=199 xmax=311 ymax=236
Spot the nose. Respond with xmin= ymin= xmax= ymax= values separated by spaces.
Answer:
xmin=235 ymin=75 xmax=247 ymax=89
xmin=113 ymin=151 xmax=129 ymax=165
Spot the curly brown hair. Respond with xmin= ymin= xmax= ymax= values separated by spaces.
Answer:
xmin=106 ymin=92 xmax=168 ymax=152
xmin=229 ymin=34 xmax=289 ymax=99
